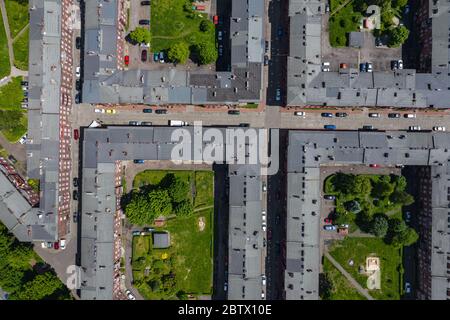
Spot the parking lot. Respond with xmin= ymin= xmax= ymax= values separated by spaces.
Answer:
xmin=321 ymin=14 xmax=402 ymax=72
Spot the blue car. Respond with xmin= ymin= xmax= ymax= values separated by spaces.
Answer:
xmin=321 ymin=112 xmax=333 ymax=118
xmin=275 ymin=88 xmax=281 ymax=101
xmin=324 ymin=125 xmax=336 ymax=130
xmin=133 ymin=159 xmax=145 ymax=164
xmin=277 ymin=26 xmax=283 ymax=37
xmin=359 ymin=63 xmax=367 ymax=72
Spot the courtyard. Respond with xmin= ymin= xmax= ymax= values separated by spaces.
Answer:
xmin=127 ymin=169 xmax=215 ymax=299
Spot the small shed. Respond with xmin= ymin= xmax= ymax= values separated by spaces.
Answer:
xmin=153 ymin=232 xmax=171 ymax=249
xmin=349 ymin=32 xmax=364 ymax=48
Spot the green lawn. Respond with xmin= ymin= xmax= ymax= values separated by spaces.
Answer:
xmin=328 ymin=1 xmax=362 ymax=47
xmin=133 ymin=169 xmax=214 ymax=208
xmin=0 ymin=76 xmax=26 ymax=142
xmin=132 ymin=208 xmax=214 ymax=299
xmin=4 ymin=0 xmax=29 ymax=38
xmin=0 ymin=11 xmax=11 ymax=78
xmin=328 ymin=237 xmax=402 ymax=300
xmin=150 ymin=0 xmax=216 ymax=53
xmin=321 ymin=257 xmax=367 ymax=300
xmin=13 ymin=27 xmax=28 ymax=70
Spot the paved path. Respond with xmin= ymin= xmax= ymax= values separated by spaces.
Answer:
xmin=324 ymin=251 xmax=375 ymax=300
xmin=0 ymin=0 xmax=28 ymax=87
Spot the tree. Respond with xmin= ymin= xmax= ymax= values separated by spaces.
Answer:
xmin=125 ymin=191 xmax=153 ymax=225
xmin=195 ymin=41 xmax=218 ymax=65
xmin=168 ymin=176 xmax=190 ymax=203
xmin=148 ymin=189 xmax=173 ymax=217
xmin=370 ymin=215 xmax=389 ymax=237
xmin=129 ymin=27 xmax=151 ymax=44
xmin=392 ymin=228 xmax=419 ymax=247
xmin=345 ymin=200 xmax=361 ymax=214
xmin=9 ymin=273 xmax=63 ymax=300
xmin=392 ymin=175 xmax=407 ymax=192
xmin=0 ymin=266 xmax=24 ymax=293
xmin=355 ymin=211 xmax=372 ymax=233
xmin=174 ymin=200 xmax=193 ymax=216
xmin=168 ymin=43 xmax=190 ymax=64
xmin=390 ymin=190 xmax=414 ymax=206
xmin=199 ymin=20 xmax=213 ymax=32
xmin=372 ymin=180 xmax=395 ymax=198
xmin=388 ymin=26 xmax=409 ymax=47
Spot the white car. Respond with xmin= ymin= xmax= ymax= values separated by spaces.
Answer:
xmin=261 ymin=291 xmax=265 ymax=299
xmin=433 ymin=126 xmax=446 ymax=131
xmin=60 ymin=239 xmax=66 ymax=250
xmin=398 ymin=59 xmax=403 ymax=69
xmin=94 ymin=108 xmax=105 ymax=113
xmin=294 ymin=111 xmax=305 ymax=117
xmin=75 ymin=66 xmax=80 ymax=78
xmin=262 ymin=211 xmax=266 ymax=221
xmin=262 ymin=183 xmax=267 ymax=192
xmin=125 ymin=289 xmax=136 ymax=300
xmin=405 ymin=282 xmax=411 ymax=294
xmin=262 ymin=221 xmax=267 ymax=232
xmin=405 ymin=113 xmax=416 ymax=118
xmin=19 ymin=135 xmax=27 ymax=144
xmin=322 ymin=62 xmax=330 ymax=72
xmin=409 ymin=126 xmax=421 ymax=131
xmin=261 ymin=275 xmax=266 ymax=286
xmin=369 ymin=113 xmax=380 ymax=118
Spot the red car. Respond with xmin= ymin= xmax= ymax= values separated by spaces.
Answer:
xmin=53 ymin=242 xmax=59 ymax=250
xmin=213 ymin=15 xmax=219 ymax=25
xmin=369 ymin=164 xmax=380 ymax=168
xmin=73 ymin=129 xmax=79 ymax=140
xmin=124 ymin=55 xmax=129 ymax=66
xmin=141 ymin=50 xmax=147 ymax=62
xmin=324 ymin=218 xmax=333 ymax=224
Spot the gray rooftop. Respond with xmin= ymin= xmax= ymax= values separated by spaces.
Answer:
xmin=287 ymin=0 xmax=450 ymax=108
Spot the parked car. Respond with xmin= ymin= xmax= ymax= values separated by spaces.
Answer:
xmin=133 ymin=159 xmax=145 ymax=164
xmin=72 ymin=190 xmax=78 ymax=201
xmin=73 ymin=212 xmax=78 ymax=223
xmin=366 ymin=62 xmax=373 ymax=72
xmin=75 ymin=66 xmax=81 ymax=78
xmin=405 ymin=211 xmax=411 ymax=223
xmin=264 ymin=55 xmax=269 ymax=66
xmin=228 ymin=110 xmax=240 ymax=115
xmin=94 ymin=108 xmax=105 ymax=113
xmin=322 ymin=62 xmax=330 ymax=72
xmin=261 ymin=291 xmax=265 ymax=299
xmin=141 ymin=0 xmax=150 ymax=5
xmin=129 ymin=121 xmax=140 ymax=126
xmin=391 ymin=60 xmax=398 ymax=70
xmin=369 ymin=164 xmax=380 ymax=168
xmin=261 ymin=275 xmax=266 ymax=286
xmin=159 ymin=52 xmax=165 ymax=63
xmin=409 ymin=126 xmax=421 ymax=131
xmin=360 ymin=63 xmax=367 ymax=72
xmin=294 ymin=111 xmax=305 ymax=117
xmin=388 ymin=113 xmax=401 ymax=118
xmin=213 ymin=15 xmax=219 ymax=25
xmin=19 ymin=135 xmax=27 ymax=144
xmin=153 ymin=52 xmax=160 ymax=62
xmin=76 ymin=37 xmax=82 ymax=49
xmin=369 ymin=113 xmax=380 ymax=118
xmin=398 ymin=59 xmax=403 ymax=69
xmin=362 ymin=125 xmax=375 ymax=130
xmin=404 ymin=113 xmax=417 ymax=118
xmin=224 ymin=282 xmax=228 ymax=292
xmin=141 ymin=49 xmax=147 ymax=62
xmin=275 ymin=88 xmax=281 ymax=101
xmin=277 ymin=26 xmax=283 ymax=37
xmin=155 ymin=109 xmax=167 ymax=114
xmin=73 ymin=129 xmax=79 ymax=140
xmin=75 ymin=79 xmax=81 ymax=91
xmin=339 ymin=63 xmax=348 ymax=69
xmin=265 ymin=41 xmax=270 ymax=53
xmin=132 ymin=231 xmax=141 ymax=236
xmin=433 ymin=126 xmax=446 ymax=131
xmin=143 ymin=108 xmax=152 ymax=113
xmin=375 ymin=37 xmax=383 ymax=47
xmin=262 ymin=211 xmax=266 ymax=221
xmin=218 ymin=30 xmax=223 ymax=41
xmin=218 ymin=45 xmax=223 ymax=56
xmin=124 ymin=55 xmax=129 ymax=66
xmin=125 ymin=290 xmax=136 ymax=300
xmin=106 ymin=109 xmax=116 ymax=114
xmin=262 ymin=221 xmax=267 ymax=232
xmin=335 ymin=112 xmax=347 ymax=117
xmin=141 ymin=122 xmax=152 ymax=126
xmin=53 ymin=242 xmax=59 ymax=250
xmin=324 ymin=218 xmax=333 ymax=224
xmin=324 ymin=195 xmax=336 ymax=200
xmin=139 ymin=19 xmax=150 ymax=25
xmin=324 ymin=124 xmax=336 ymax=130
xmin=405 ymin=282 xmax=411 ymax=294
xmin=73 ymin=177 xmax=78 ymax=187
xmin=321 ymin=112 xmax=333 ymax=118
xmin=323 ymin=225 xmax=336 ymax=231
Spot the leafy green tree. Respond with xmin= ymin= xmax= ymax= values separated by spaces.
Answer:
xmin=388 ymin=26 xmax=410 ymax=47
xmin=345 ymin=200 xmax=361 ymax=214
xmin=392 ymin=175 xmax=407 ymax=192
xmin=195 ymin=41 xmax=218 ymax=65
xmin=199 ymin=20 xmax=213 ymax=32
xmin=372 ymin=180 xmax=395 ymax=198
xmin=129 ymin=27 xmax=151 ymax=44
xmin=0 ymin=266 xmax=24 ymax=293
xmin=174 ymin=200 xmax=194 ymax=216
xmin=168 ymin=43 xmax=190 ymax=64
xmin=370 ymin=215 xmax=389 ymax=237
xmin=355 ymin=211 xmax=372 ymax=233
xmin=9 ymin=273 xmax=63 ymax=300
xmin=392 ymin=227 xmax=419 ymax=247
xmin=390 ymin=190 xmax=414 ymax=206
xmin=148 ymin=189 xmax=173 ymax=217
xmin=125 ymin=191 xmax=153 ymax=225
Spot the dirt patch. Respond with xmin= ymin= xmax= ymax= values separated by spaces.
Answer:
xmin=198 ymin=216 xmax=205 ymax=231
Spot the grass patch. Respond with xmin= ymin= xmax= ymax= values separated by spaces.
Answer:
xmin=132 ymin=208 xmax=213 ymax=299
xmin=150 ymin=0 xmax=216 ymax=53
xmin=243 ymin=103 xmax=259 ymax=109
xmin=329 ymin=1 xmax=362 ymax=47
xmin=27 ymin=178 xmax=39 ymax=193
xmin=0 ymin=11 xmax=11 ymax=78
xmin=4 ymin=0 xmax=29 ymax=38
xmin=12 ymin=27 xmax=28 ymax=70
xmin=0 ymin=76 xmax=26 ymax=142
xmin=133 ymin=169 xmax=214 ymax=209
xmin=329 ymin=237 xmax=402 ymax=300
xmin=321 ymin=257 xmax=367 ymax=300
